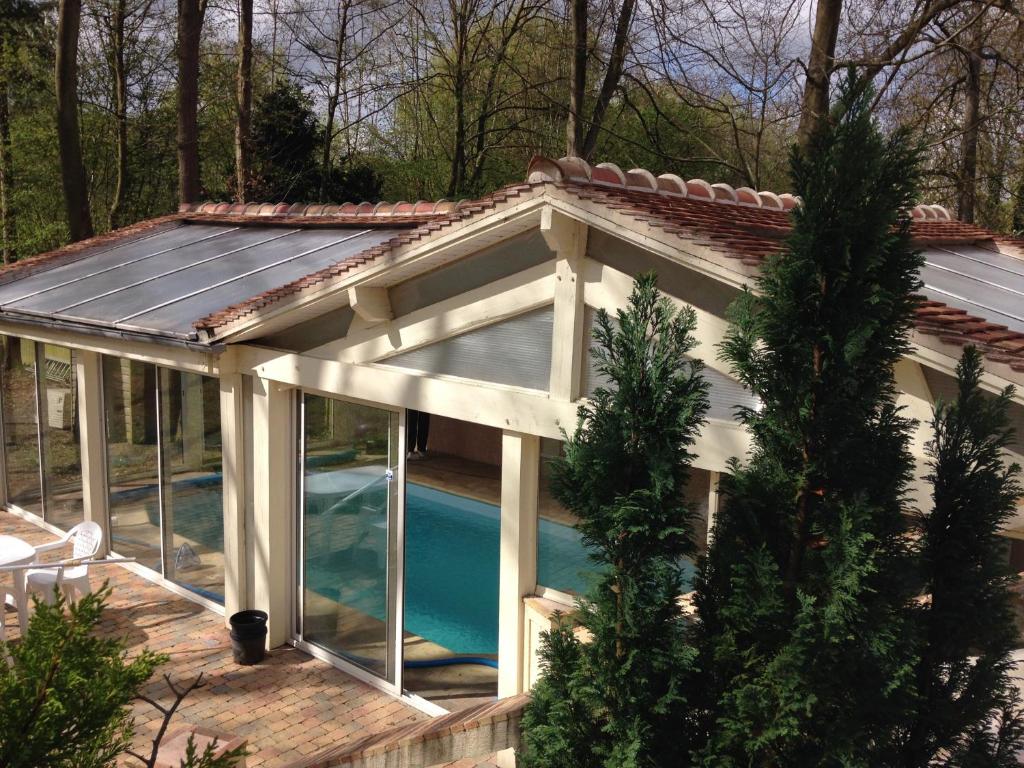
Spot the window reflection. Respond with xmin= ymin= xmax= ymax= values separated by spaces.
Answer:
xmin=160 ymin=369 xmax=224 ymax=601
xmin=301 ymin=395 xmax=396 ymax=679
xmin=2 ymin=336 xmax=42 ymax=514
xmin=104 ymin=357 xmax=161 ymax=572
xmin=40 ymin=345 xmax=84 ymax=529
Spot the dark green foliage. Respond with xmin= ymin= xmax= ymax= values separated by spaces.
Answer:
xmin=694 ymin=74 xmax=925 ymax=765
xmin=899 ymin=346 xmax=1024 ymax=765
xmin=249 ymin=83 xmax=382 ymax=204
xmin=519 ymin=273 xmax=710 ymax=768
xmin=0 ymin=586 xmax=163 ymax=768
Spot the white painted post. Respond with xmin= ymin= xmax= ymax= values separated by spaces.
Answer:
xmin=543 ymin=208 xmax=588 ymax=401
xmin=76 ymin=350 xmax=109 ymax=555
xmin=251 ymin=376 xmax=293 ymax=648
xmin=706 ymin=471 xmax=721 ymax=546
xmin=498 ymin=430 xmax=539 ymax=698
xmin=893 ymin=359 xmax=935 ymax=513
xmin=220 ymin=372 xmax=248 ymax=623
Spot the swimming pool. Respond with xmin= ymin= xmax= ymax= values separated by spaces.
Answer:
xmin=305 ymin=482 xmax=599 ymax=656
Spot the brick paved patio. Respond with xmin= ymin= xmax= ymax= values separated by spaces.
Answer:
xmin=0 ymin=510 xmax=426 ymax=767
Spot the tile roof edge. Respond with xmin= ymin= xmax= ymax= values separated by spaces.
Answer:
xmin=525 ymin=154 xmax=955 ymax=222
xmin=178 ymin=199 xmax=465 ymax=217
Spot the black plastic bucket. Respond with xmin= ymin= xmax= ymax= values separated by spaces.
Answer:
xmin=229 ymin=609 xmax=268 ymax=665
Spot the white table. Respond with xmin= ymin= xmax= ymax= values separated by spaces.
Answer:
xmin=0 ymin=534 xmax=35 ymax=631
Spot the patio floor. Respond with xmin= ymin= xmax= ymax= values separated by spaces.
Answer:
xmin=0 ymin=509 xmax=427 ymax=767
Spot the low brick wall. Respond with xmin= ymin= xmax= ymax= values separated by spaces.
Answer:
xmin=284 ymin=694 xmax=529 ymax=768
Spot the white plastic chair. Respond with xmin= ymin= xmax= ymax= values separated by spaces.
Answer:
xmin=0 ymin=583 xmax=11 ymax=643
xmin=26 ymin=522 xmax=103 ymax=605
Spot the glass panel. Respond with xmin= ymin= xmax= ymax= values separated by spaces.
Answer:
xmin=1 ymin=336 xmax=42 ymax=514
xmin=302 ymin=395 xmax=396 ymax=680
xmin=104 ymin=356 xmax=161 ymax=572
xmin=160 ymin=370 xmax=224 ymax=602
xmin=536 ymin=438 xmax=699 ymax=594
xmin=40 ymin=345 xmax=84 ymax=530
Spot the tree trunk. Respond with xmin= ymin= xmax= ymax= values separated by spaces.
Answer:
xmin=565 ymin=0 xmax=586 ymax=157
xmin=579 ymin=0 xmax=636 ymax=161
xmin=235 ymin=0 xmax=252 ymax=203
xmin=957 ymin=18 xmax=983 ymax=223
xmin=320 ymin=1 xmax=350 ymax=200
xmin=797 ymin=0 xmax=842 ymax=147
xmin=177 ymin=0 xmax=204 ymax=206
xmin=55 ymin=0 xmax=94 ymax=242
xmin=0 ymin=33 xmax=15 ymax=263
xmin=109 ymin=0 xmax=128 ymax=229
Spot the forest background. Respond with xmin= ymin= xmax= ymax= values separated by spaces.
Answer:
xmin=1 ymin=0 xmax=1022 ymax=261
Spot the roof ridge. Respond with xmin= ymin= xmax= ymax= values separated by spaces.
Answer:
xmin=525 ymin=154 xmax=955 ymax=223
xmin=177 ymin=199 xmax=466 ymax=217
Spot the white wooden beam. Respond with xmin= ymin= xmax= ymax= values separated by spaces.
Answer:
xmin=543 ymin=208 xmax=588 ymax=400
xmin=894 ymin=359 xmax=936 ymax=514
xmin=239 ymin=346 xmax=578 ymax=440
xmin=219 ymin=372 xmax=248 ymax=623
xmin=236 ymin=344 xmax=749 ymax=471
xmin=347 ymin=286 xmax=393 ymax=325
xmin=75 ymin=350 xmax=109 ymax=555
xmin=311 ymin=263 xmax=556 ymax=364
xmin=498 ymin=430 xmax=539 ymax=698
xmin=251 ymin=376 xmax=293 ymax=648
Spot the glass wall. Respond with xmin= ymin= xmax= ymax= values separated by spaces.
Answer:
xmin=40 ymin=345 xmax=84 ymax=529
xmin=300 ymin=394 xmax=398 ymax=681
xmin=103 ymin=356 xmax=225 ymax=601
xmin=0 ymin=336 xmax=85 ymax=528
xmin=535 ymin=438 xmax=703 ymax=596
xmin=160 ymin=370 xmax=224 ymax=600
xmin=2 ymin=336 xmax=42 ymax=515
xmin=104 ymin=357 xmax=161 ymax=572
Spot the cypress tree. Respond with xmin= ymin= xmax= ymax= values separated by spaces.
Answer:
xmin=694 ymin=75 xmax=924 ymax=765
xmin=899 ymin=346 xmax=1024 ymax=765
xmin=519 ymin=273 xmax=710 ymax=767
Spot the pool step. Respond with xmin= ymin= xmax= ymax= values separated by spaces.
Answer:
xmin=283 ymin=693 xmax=529 ymax=768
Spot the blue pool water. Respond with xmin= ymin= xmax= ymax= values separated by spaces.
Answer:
xmin=305 ymin=483 xmax=600 ymax=656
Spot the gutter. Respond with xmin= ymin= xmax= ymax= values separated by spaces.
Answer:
xmin=0 ymin=311 xmax=224 ymax=355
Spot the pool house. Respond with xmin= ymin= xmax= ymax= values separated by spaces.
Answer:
xmin=2 ymin=155 xmax=1024 ymax=714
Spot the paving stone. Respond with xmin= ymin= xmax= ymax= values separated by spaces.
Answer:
xmin=0 ymin=511 xmax=426 ymax=768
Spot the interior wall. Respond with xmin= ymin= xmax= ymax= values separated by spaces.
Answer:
xmin=423 ymin=414 xmax=501 ymax=466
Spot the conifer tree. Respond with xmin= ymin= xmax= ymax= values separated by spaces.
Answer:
xmin=694 ymin=75 xmax=925 ymax=765
xmin=519 ymin=273 xmax=710 ymax=768
xmin=899 ymin=346 xmax=1024 ymax=766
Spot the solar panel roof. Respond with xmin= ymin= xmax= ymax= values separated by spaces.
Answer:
xmin=920 ymin=244 xmax=1024 ymax=334
xmin=0 ymin=223 xmax=402 ymax=342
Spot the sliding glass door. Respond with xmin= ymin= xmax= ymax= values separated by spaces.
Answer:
xmin=298 ymin=394 xmax=401 ymax=685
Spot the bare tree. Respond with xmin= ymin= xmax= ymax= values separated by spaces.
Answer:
xmin=797 ymin=0 xmax=978 ymax=143
xmin=284 ymin=0 xmax=405 ymax=199
xmin=107 ymin=0 xmax=129 ymax=228
xmin=0 ymin=22 xmax=15 ymax=262
xmin=56 ymin=0 xmax=95 ymax=241
xmin=645 ymin=0 xmax=805 ymax=187
xmin=236 ymin=0 xmax=253 ymax=201
xmin=796 ymin=0 xmax=841 ymax=145
xmin=177 ymin=0 xmax=206 ymax=205
xmin=957 ymin=6 xmax=984 ymax=221
xmin=406 ymin=0 xmax=549 ymax=196
xmin=566 ymin=0 xmax=587 ymax=156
